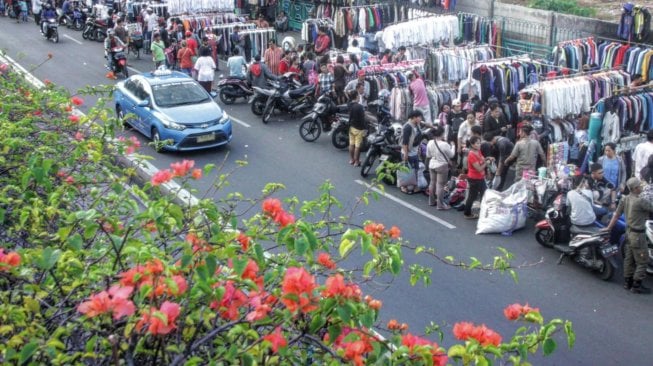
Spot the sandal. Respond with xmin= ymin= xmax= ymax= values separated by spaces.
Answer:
xmin=400 ymin=187 xmax=414 ymax=195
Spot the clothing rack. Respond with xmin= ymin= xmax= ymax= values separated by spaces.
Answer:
xmin=167 ymin=0 xmax=233 ymax=16
xmin=381 ymin=14 xmax=459 ymax=49
xmin=211 ymin=22 xmax=255 ymax=56
xmin=237 ymin=28 xmax=277 ymax=61
xmin=557 ymin=36 xmax=594 ymax=47
xmin=537 ymin=66 xmax=623 ymax=83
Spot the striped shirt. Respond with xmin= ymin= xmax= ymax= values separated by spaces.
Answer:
xmin=264 ymin=46 xmax=284 ymax=75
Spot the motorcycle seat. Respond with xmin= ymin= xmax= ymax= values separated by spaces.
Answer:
xmin=288 ymin=84 xmax=314 ymax=97
xmin=570 ymin=225 xmax=601 ymax=236
xmin=335 ymin=104 xmax=349 ymax=113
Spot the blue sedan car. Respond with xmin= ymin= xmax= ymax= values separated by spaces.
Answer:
xmin=114 ymin=70 xmax=232 ymax=151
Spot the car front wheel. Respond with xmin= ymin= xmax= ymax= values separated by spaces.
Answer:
xmin=151 ymin=128 xmax=163 ymax=152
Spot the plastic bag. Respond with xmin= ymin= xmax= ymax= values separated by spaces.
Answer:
xmin=476 ymin=181 xmax=528 ymax=235
xmin=417 ymin=162 xmax=428 ymax=190
xmin=397 ymin=164 xmax=417 ymax=188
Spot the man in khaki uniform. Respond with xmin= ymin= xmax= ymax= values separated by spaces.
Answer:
xmin=605 ymin=177 xmax=653 ymax=294
xmin=504 ymin=124 xmax=545 ymax=182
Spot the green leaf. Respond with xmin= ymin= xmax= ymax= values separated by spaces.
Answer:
xmin=196 ymin=265 xmax=209 ymax=283
xmin=415 ymin=246 xmax=424 ymax=254
xmin=19 ymin=341 xmax=38 ymax=365
xmin=390 ymin=254 xmax=402 ymax=275
xmin=241 ymin=353 xmax=254 ymax=366
xmin=203 ymin=164 xmax=216 ymax=174
xmin=445 ymin=256 xmax=454 ymax=263
xmin=309 ymin=314 xmax=326 ymax=333
xmin=295 ymin=237 xmax=308 ymax=256
xmin=232 ymin=256 xmax=248 ymax=277
xmin=447 ymin=344 xmax=466 ymax=358
xmin=299 ymin=223 xmax=318 ymax=251
xmin=38 ymin=247 xmax=61 ymax=270
xmin=339 ymin=238 xmax=355 ymax=258
xmin=336 ymin=305 xmax=352 ymax=324
xmin=363 ymin=261 xmax=375 ymax=277
xmin=254 ymin=243 xmax=264 ymax=262
xmin=205 ymin=255 xmax=217 ymax=277
xmin=180 ymin=254 xmax=193 ymax=269
xmin=67 ymin=233 xmax=83 ymax=251
xmin=564 ymin=321 xmax=575 ymax=348
xmin=543 ymin=338 xmax=557 ymax=356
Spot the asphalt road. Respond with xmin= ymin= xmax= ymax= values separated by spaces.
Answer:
xmin=1 ymin=18 xmax=651 ymax=365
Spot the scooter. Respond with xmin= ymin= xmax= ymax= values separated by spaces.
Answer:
xmin=298 ymin=94 xmax=349 ymax=142
xmin=359 ymin=120 xmax=404 ymax=181
xmin=66 ymin=6 xmax=86 ymax=30
xmin=107 ymin=47 xmax=129 ymax=79
xmin=81 ymin=14 xmax=107 ymax=42
xmin=534 ymin=194 xmax=626 ymax=281
xmin=261 ymin=73 xmax=315 ymax=124
xmin=41 ymin=18 xmax=59 ymax=43
xmin=216 ymin=76 xmax=254 ymax=105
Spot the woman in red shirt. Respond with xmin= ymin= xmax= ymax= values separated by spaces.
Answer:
xmin=464 ymin=136 xmax=493 ymax=219
xmin=177 ymin=40 xmax=195 ymax=76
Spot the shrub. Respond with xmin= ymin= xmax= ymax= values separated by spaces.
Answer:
xmin=528 ymin=0 xmax=597 ymax=18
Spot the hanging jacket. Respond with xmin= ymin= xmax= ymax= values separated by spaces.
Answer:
xmin=617 ymin=3 xmax=635 ymax=41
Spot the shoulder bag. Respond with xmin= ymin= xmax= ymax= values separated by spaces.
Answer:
xmin=434 ymin=140 xmax=455 ymax=169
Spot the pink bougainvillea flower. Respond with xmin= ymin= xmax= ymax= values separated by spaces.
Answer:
xmin=168 ymin=275 xmax=188 ymax=296
xmin=210 ymin=281 xmax=248 ymax=321
xmin=0 ymin=249 xmax=21 ymax=271
xmin=262 ymin=198 xmax=283 ymax=216
xmin=281 ymin=267 xmax=318 ymax=313
xmin=151 ymin=169 xmax=173 ymax=186
xmin=452 ymin=322 xmax=502 ymax=347
xmin=136 ymin=301 xmax=181 ymax=335
xmin=191 ymin=168 xmax=202 ymax=180
xmin=71 ymin=96 xmax=84 ymax=106
xmin=77 ymin=285 xmax=135 ymax=320
xmin=74 ymin=131 xmax=84 ymax=141
xmin=65 ymin=176 xmax=75 ymax=184
xmin=263 ymin=327 xmax=287 ymax=353
xmin=316 ymin=252 xmax=336 ymax=269
xmin=44 ymin=79 xmax=52 ymax=86
xmin=236 ymin=232 xmax=250 ymax=251
xmin=33 ymin=110 xmax=42 ymax=116
xmin=169 ymin=159 xmax=194 ymax=177
xmin=503 ymin=303 xmax=540 ymax=321
xmin=68 ymin=114 xmax=80 ymax=123
xmin=387 ymin=226 xmax=401 ymax=239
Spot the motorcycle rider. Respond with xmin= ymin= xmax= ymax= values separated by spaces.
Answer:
xmin=247 ymin=54 xmax=277 ymax=88
xmin=113 ymin=18 xmax=129 ymax=44
xmin=40 ymin=3 xmax=57 ymax=36
xmin=61 ymin=0 xmax=72 ymax=16
xmin=604 ymin=177 xmax=653 ymax=294
xmin=226 ymin=47 xmax=247 ymax=79
xmin=104 ymin=29 xmax=125 ymax=78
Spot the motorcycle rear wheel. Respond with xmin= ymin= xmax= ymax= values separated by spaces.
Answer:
xmin=82 ymin=27 xmax=91 ymax=39
xmin=534 ymin=227 xmax=554 ymax=248
xmin=594 ymin=256 xmax=615 ymax=281
xmin=219 ymin=89 xmax=236 ymax=105
xmin=251 ymin=97 xmax=265 ymax=116
xmin=122 ymin=65 xmax=129 ymax=78
xmin=331 ymin=125 xmax=349 ymax=149
xmin=299 ymin=119 xmax=321 ymax=142
xmin=262 ymin=103 xmax=274 ymax=124
xmin=94 ymin=29 xmax=105 ymax=42
xmin=360 ymin=151 xmax=379 ymax=178
xmin=73 ymin=19 xmax=84 ymax=30
xmin=51 ymin=30 xmax=59 ymax=43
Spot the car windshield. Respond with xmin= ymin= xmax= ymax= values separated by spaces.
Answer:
xmin=152 ymin=81 xmax=210 ymax=108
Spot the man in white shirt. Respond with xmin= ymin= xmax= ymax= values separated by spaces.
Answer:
xmin=633 ymin=130 xmax=653 ymax=179
xmin=344 ymin=70 xmax=369 ymax=106
xmin=346 ymin=39 xmax=362 ymax=59
xmin=144 ymin=8 xmax=158 ymax=47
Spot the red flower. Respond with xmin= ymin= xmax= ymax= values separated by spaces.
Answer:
xmin=170 ymin=159 xmax=195 ymax=177
xmin=151 ymin=169 xmax=173 ymax=186
xmin=136 ymin=301 xmax=181 ymax=335
xmin=65 ymin=176 xmax=75 ymax=184
xmin=144 ymin=259 xmax=165 ymax=275
xmin=0 ymin=249 xmax=21 ymax=271
xmin=364 ymin=222 xmax=385 ymax=243
xmin=169 ymin=275 xmax=188 ymax=296
xmin=322 ymin=274 xmax=361 ymax=300
xmin=262 ymin=198 xmax=283 ymax=216
xmin=68 ymin=114 xmax=80 ymax=123
xmin=77 ymin=285 xmax=136 ymax=320
xmin=274 ymin=210 xmax=295 ymax=227
xmin=190 ymin=168 xmax=201 ymax=180
xmin=281 ymin=267 xmax=318 ymax=313
xmin=316 ymin=252 xmax=336 ymax=269
xmin=44 ymin=79 xmax=52 ymax=86
xmin=118 ymin=266 xmax=146 ymax=287
xmin=34 ymin=110 xmax=42 ymax=116
xmin=263 ymin=327 xmax=287 ymax=353
xmin=71 ymin=96 xmax=84 ymax=106
xmin=343 ymin=339 xmax=373 ymax=366
xmin=452 ymin=322 xmax=502 ymax=347
xmin=237 ymin=232 xmax=250 ymax=251
xmin=64 ymin=105 xmax=73 ymax=112
xmin=74 ymin=131 xmax=84 ymax=141
xmin=503 ymin=303 xmax=540 ymax=321
xmin=246 ymin=291 xmax=273 ymax=322
xmin=210 ymin=281 xmax=248 ymax=320
xmin=387 ymin=226 xmax=401 ymax=239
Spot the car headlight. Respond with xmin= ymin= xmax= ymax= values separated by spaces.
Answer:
xmin=219 ymin=112 xmax=229 ymax=124
xmin=160 ymin=117 xmax=186 ymax=131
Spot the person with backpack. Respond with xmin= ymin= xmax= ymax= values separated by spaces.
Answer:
xmin=247 ymin=54 xmax=277 ymax=89
xmin=447 ymin=99 xmax=466 ymax=163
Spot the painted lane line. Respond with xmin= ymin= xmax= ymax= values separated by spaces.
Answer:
xmin=127 ymin=66 xmax=142 ymax=74
xmin=229 ymin=115 xmax=251 ymax=128
xmin=63 ymin=34 xmax=83 ymax=45
xmin=354 ymin=179 xmax=456 ymax=229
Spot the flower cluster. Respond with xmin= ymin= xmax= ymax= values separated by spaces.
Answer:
xmin=186 ymin=232 xmax=210 ymax=253
xmin=363 ymin=222 xmax=401 ymax=244
xmin=263 ymin=327 xmax=287 ymax=353
xmin=316 ymin=252 xmax=336 ymax=269
xmin=0 ymin=249 xmax=21 ymax=271
xmin=117 ymin=136 xmax=142 ymax=154
xmin=261 ymin=198 xmax=295 ymax=228
xmin=118 ymin=259 xmax=188 ymax=298
xmin=327 ymin=327 xmax=376 ymax=366
xmin=386 ymin=319 xmax=409 ymax=332
xmin=77 ymin=285 xmax=136 ymax=320
xmin=322 ymin=274 xmax=361 ymax=301
xmin=503 ymin=303 xmax=540 ymax=321
xmin=453 ymin=322 xmax=502 ymax=347
xmin=71 ymin=96 xmax=84 ymax=106
xmin=210 ymin=280 xmax=248 ymax=320
xmin=401 ymin=333 xmax=448 ymax=366
xmin=281 ymin=267 xmax=317 ymax=313
xmin=151 ymin=159 xmax=202 ymax=186
xmin=236 ymin=232 xmax=251 ymax=251
xmin=136 ymin=301 xmax=181 ymax=335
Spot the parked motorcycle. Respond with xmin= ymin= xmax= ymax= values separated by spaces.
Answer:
xmin=216 ymin=76 xmax=254 ymax=105
xmin=41 ymin=18 xmax=59 ymax=43
xmin=360 ymin=120 xmax=404 ymax=181
xmin=81 ymin=14 xmax=107 ymax=42
xmin=299 ymin=94 xmax=349 ymax=142
xmin=64 ymin=6 xmax=86 ymax=30
xmin=107 ymin=47 xmax=129 ymax=79
xmin=261 ymin=73 xmax=315 ymax=124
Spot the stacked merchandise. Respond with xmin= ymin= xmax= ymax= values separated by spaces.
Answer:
xmin=594 ymin=88 xmax=653 ymax=135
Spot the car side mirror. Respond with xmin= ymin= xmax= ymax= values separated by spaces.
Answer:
xmin=137 ymin=100 xmax=149 ymax=108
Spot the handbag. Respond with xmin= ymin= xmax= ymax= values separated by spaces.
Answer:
xmin=433 ymin=140 xmax=455 ymax=169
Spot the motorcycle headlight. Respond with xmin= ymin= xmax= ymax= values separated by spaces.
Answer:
xmin=219 ymin=112 xmax=229 ymax=124
xmin=160 ymin=117 xmax=185 ymax=131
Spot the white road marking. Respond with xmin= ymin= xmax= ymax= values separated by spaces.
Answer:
xmin=229 ymin=115 xmax=251 ymax=128
xmin=355 ymin=179 xmax=456 ymax=229
xmin=127 ymin=66 xmax=142 ymax=74
xmin=63 ymin=34 xmax=83 ymax=45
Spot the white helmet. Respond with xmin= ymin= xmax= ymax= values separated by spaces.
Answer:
xmin=391 ymin=122 xmax=403 ymax=141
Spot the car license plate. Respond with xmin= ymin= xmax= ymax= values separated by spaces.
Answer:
xmin=197 ymin=134 xmax=216 ymax=143
xmin=600 ymin=244 xmax=619 ymax=257
xmin=379 ymin=154 xmax=389 ymax=161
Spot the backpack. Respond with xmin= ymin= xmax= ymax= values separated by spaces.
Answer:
xmin=449 ymin=113 xmax=465 ymax=141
